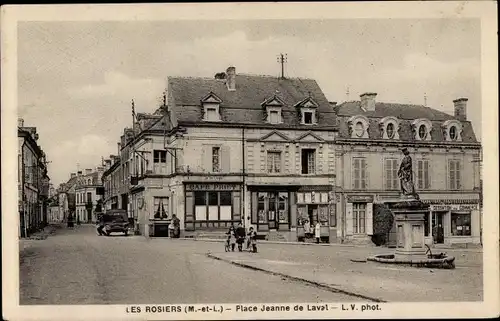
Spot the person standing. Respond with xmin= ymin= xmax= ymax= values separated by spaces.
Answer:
xmin=303 ymin=220 xmax=311 ymax=238
xmin=315 ymin=222 xmax=321 ymax=244
xmin=226 ymin=226 xmax=237 ymax=252
xmin=235 ymin=222 xmax=246 ymax=252
xmin=248 ymin=227 xmax=258 ymax=253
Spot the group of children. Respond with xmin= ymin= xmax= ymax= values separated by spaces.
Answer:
xmin=226 ymin=223 xmax=258 ymax=253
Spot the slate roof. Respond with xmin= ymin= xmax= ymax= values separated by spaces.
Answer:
xmin=334 ymin=101 xmax=479 ymax=144
xmin=167 ymin=74 xmax=337 ymax=129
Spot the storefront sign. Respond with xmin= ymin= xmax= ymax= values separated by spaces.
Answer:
xmin=185 ymin=183 xmax=240 ymax=191
xmin=346 ymin=195 xmax=373 ymax=203
xmin=430 ymin=204 xmax=478 ymax=211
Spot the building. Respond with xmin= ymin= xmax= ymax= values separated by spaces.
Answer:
xmin=333 ymin=94 xmax=482 ymax=246
xmin=18 ymin=118 xmax=51 ymax=237
xmin=75 ymin=167 xmax=104 ymax=223
xmin=103 ymin=66 xmax=339 ymax=241
xmin=57 ymin=173 xmax=78 ymax=222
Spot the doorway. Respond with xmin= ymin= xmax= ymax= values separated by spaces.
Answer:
xmin=432 ymin=212 xmax=445 ymax=244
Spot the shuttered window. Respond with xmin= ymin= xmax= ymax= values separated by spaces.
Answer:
xmin=449 ymin=160 xmax=461 ymax=190
xmin=353 ymin=158 xmax=367 ymax=189
xmin=417 ymin=159 xmax=430 ymax=190
xmin=353 ymin=203 xmax=366 ymax=234
xmin=384 ymin=159 xmax=398 ymax=190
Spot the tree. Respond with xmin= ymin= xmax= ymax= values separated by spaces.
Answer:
xmin=371 ymin=203 xmax=395 ymax=246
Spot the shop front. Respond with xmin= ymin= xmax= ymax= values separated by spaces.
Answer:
xmin=296 ymin=187 xmax=334 ymax=243
xmin=426 ymin=202 xmax=481 ymax=246
xmin=184 ymin=182 xmax=242 ymax=232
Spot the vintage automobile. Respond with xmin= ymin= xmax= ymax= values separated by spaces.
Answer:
xmin=101 ymin=209 xmax=129 ymax=236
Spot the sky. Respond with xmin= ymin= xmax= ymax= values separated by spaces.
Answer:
xmin=17 ymin=18 xmax=481 ymax=186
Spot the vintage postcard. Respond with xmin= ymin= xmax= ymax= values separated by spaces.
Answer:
xmin=2 ymin=2 xmax=498 ymax=320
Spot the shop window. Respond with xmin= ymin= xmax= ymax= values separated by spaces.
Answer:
xmin=353 ymin=203 xmax=366 ymax=234
xmin=384 ymin=158 xmax=398 ymax=190
xmin=417 ymin=160 xmax=430 ymax=190
xmin=153 ymin=197 xmax=168 ymax=219
xmin=353 ymin=158 xmax=367 ymax=190
xmin=449 ymin=160 xmax=461 ymax=190
xmin=267 ymin=151 xmax=282 ymax=173
xmin=153 ymin=150 xmax=167 ymax=174
xmin=301 ymin=149 xmax=316 ymax=174
xmin=212 ymin=147 xmax=221 ymax=172
xmin=257 ymin=193 xmax=267 ymax=223
xmin=451 ymin=213 xmax=471 ymax=236
xmin=194 ymin=191 xmax=233 ymax=222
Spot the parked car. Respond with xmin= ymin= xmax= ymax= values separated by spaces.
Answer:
xmin=101 ymin=210 xmax=129 ymax=236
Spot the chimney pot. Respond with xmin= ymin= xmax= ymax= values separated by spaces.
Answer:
xmin=360 ymin=92 xmax=377 ymax=111
xmin=453 ymin=97 xmax=468 ymax=121
xmin=70 ymin=173 xmax=76 ymax=178
xmin=226 ymin=66 xmax=236 ymax=91
xmin=18 ymin=118 xmax=25 ymax=127
xmin=77 ymin=171 xmax=82 ymax=176
xmin=85 ymin=168 xmax=92 ymax=175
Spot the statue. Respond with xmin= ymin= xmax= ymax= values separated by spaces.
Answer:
xmin=398 ymin=148 xmax=420 ymax=200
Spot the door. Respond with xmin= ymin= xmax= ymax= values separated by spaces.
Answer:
xmin=432 ymin=212 xmax=445 ymax=244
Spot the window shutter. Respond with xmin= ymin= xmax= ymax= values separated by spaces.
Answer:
xmin=221 ymin=145 xmax=231 ymax=173
xmin=202 ymin=145 xmax=211 ymax=173
xmin=346 ymin=202 xmax=353 ymax=235
xmin=457 ymin=161 xmax=462 ymax=189
xmin=425 ymin=160 xmax=430 ymax=189
xmin=385 ymin=159 xmax=390 ymax=189
xmin=366 ymin=203 xmax=373 ymax=235
xmin=361 ymin=159 xmax=367 ymax=189
xmin=353 ymin=159 xmax=359 ymax=189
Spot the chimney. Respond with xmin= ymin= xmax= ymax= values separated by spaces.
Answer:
xmin=453 ymin=98 xmax=468 ymax=121
xmin=18 ymin=118 xmax=24 ymax=127
xmin=77 ymin=171 xmax=82 ymax=176
xmin=97 ymin=166 xmax=104 ymax=172
xmin=70 ymin=173 xmax=76 ymax=178
xmin=117 ymin=142 xmax=121 ymax=154
xmin=226 ymin=66 xmax=236 ymax=91
xmin=85 ymin=168 xmax=92 ymax=175
xmin=360 ymin=92 xmax=377 ymax=111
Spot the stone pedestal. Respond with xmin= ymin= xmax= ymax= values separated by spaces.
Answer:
xmin=385 ymin=198 xmax=430 ymax=262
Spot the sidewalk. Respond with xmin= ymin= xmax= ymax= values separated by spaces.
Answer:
xmin=181 ymin=236 xmax=483 ymax=253
xmin=205 ymin=243 xmax=483 ymax=302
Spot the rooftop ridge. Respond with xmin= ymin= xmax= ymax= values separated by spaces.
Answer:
xmin=168 ymin=73 xmax=315 ymax=81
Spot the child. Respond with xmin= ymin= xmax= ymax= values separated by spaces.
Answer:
xmin=315 ymin=222 xmax=321 ymax=244
xmin=248 ymin=227 xmax=257 ymax=253
xmin=226 ymin=226 xmax=237 ymax=252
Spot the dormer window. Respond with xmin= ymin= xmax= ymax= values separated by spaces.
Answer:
xmin=348 ymin=115 xmax=370 ymax=139
xmin=412 ymin=118 xmax=432 ymax=141
xmin=379 ymin=116 xmax=400 ymax=140
xmin=442 ymin=120 xmax=463 ymax=142
xmin=294 ymin=97 xmax=319 ymax=125
xmin=261 ymin=95 xmax=284 ymax=124
xmin=201 ymin=92 xmax=223 ymax=122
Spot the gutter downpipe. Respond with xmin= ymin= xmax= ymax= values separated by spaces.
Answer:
xmin=242 ymin=127 xmax=246 ymax=227
xmin=21 ymin=141 xmax=28 ymax=238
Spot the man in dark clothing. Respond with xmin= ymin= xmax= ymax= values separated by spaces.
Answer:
xmin=235 ymin=222 xmax=246 ymax=252
xmin=96 ymin=216 xmax=106 ymax=236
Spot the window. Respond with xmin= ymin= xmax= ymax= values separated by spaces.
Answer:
xmin=353 ymin=158 xmax=367 ymax=189
xmin=194 ymin=191 xmax=233 ymax=221
xmin=304 ymin=112 xmax=313 ymax=124
xmin=206 ymin=108 xmax=218 ymax=121
xmin=212 ymin=147 xmax=221 ymax=172
xmin=301 ymin=149 xmax=316 ymax=174
xmin=418 ymin=125 xmax=427 ymax=140
xmin=449 ymin=160 xmax=461 ymax=190
xmin=267 ymin=151 xmax=282 ymax=173
xmin=451 ymin=213 xmax=471 ymax=236
xmin=417 ymin=159 xmax=430 ymax=190
xmin=153 ymin=197 xmax=169 ymax=219
xmin=87 ymin=192 xmax=92 ymax=203
xmin=449 ymin=126 xmax=457 ymax=140
xmin=355 ymin=122 xmax=365 ymax=138
xmin=385 ymin=159 xmax=398 ymax=190
xmin=257 ymin=193 xmax=267 ymax=223
xmin=153 ymin=150 xmax=167 ymax=174
xmin=386 ymin=123 xmax=395 ymax=139
xmin=269 ymin=110 xmax=280 ymax=124
xmin=353 ymin=203 xmax=366 ymax=234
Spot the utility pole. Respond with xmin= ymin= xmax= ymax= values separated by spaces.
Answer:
xmin=346 ymin=86 xmax=350 ymax=101
xmin=131 ymin=99 xmax=136 ymax=138
xmin=424 ymin=93 xmax=427 ymax=107
xmin=277 ymin=53 xmax=287 ymax=79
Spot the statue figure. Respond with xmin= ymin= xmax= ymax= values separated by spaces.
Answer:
xmin=398 ymin=148 xmax=420 ymax=200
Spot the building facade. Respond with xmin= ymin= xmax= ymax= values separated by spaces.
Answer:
xmin=75 ymin=168 xmax=104 ymax=223
xmin=334 ymin=94 xmax=482 ymax=246
xmin=103 ymin=67 xmax=339 ymax=241
xmin=18 ymin=118 xmax=51 ymax=237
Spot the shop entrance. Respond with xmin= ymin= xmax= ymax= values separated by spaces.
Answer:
xmin=256 ymin=191 xmax=290 ymax=231
xmin=432 ymin=212 xmax=445 ymax=244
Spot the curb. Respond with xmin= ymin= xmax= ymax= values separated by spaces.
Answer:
xmin=178 ymin=237 xmax=482 ymax=252
xmin=206 ymin=253 xmax=387 ymax=303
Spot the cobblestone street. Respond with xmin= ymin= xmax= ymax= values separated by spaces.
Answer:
xmin=19 ymin=225 xmax=482 ymax=305
xmin=19 ymin=225 xmax=357 ymax=305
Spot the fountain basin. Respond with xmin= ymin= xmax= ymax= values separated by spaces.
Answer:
xmin=367 ymin=254 xmax=456 ymax=269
